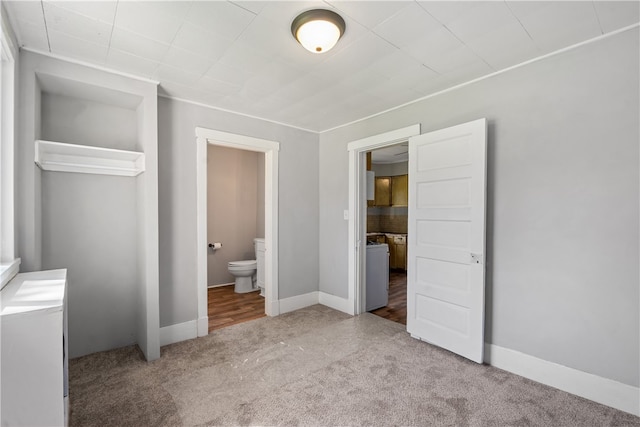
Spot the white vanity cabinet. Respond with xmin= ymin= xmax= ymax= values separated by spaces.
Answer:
xmin=1 ymin=269 xmax=69 ymax=426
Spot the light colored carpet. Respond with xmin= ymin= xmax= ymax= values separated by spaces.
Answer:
xmin=69 ymin=305 xmax=639 ymax=426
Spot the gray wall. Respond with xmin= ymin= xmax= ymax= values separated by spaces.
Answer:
xmin=40 ymin=92 xmax=137 ymax=150
xmin=158 ymin=97 xmax=319 ymax=327
xmin=41 ymin=172 xmax=138 ymax=357
xmin=1 ymin=3 xmax=19 ymax=260
xmin=319 ymin=28 xmax=639 ymax=387
xmin=17 ymin=51 xmax=159 ymax=359
xmin=371 ymin=161 xmax=408 ymax=176
xmin=39 ymin=89 xmax=140 ymax=358
xmin=207 ymin=145 xmax=264 ymax=286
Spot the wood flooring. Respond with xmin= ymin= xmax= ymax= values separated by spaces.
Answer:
xmin=208 ymin=270 xmax=405 ymax=333
xmin=208 ymin=285 xmax=265 ymax=333
xmin=370 ymin=270 xmax=407 ymax=325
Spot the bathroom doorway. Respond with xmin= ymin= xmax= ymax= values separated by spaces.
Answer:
xmin=195 ymin=127 xmax=280 ymax=338
xmin=206 ymin=145 xmax=265 ymax=332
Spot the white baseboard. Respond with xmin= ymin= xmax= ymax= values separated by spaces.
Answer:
xmin=266 ymin=297 xmax=279 ymax=316
xmin=485 ymin=343 xmax=640 ymax=416
xmin=160 ymin=320 xmax=198 ymax=347
xmin=197 ymin=316 xmax=208 ymax=337
xmin=207 ymin=282 xmax=234 ymax=288
xmin=318 ymin=292 xmax=353 ymax=315
xmin=279 ymin=291 xmax=319 ymax=314
xmin=160 ymin=291 xmax=347 ymax=345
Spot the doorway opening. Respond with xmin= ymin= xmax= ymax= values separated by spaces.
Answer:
xmin=365 ymin=144 xmax=410 ymax=325
xmin=195 ymin=128 xmax=280 ymax=338
xmin=346 ymin=125 xmax=420 ymax=317
xmin=206 ymin=145 xmax=266 ymax=332
xmin=369 ymin=271 xmax=407 ymax=324
xmin=349 ymin=119 xmax=487 ymax=364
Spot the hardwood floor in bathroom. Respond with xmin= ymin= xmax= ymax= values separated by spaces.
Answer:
xmin=208 ymin=285 xmax=265 ymax=333
xmin=370 ymin=270 xmax=407 ymax=325
xmin=208 ymin=270 xmax=405 ymax=333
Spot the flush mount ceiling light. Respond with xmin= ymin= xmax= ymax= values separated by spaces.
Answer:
xmin=291 ymin=9 xmax=346 ymax=54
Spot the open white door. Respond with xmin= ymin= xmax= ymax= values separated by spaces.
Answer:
xmin=407 ymin=118 xmax=487 ymax=363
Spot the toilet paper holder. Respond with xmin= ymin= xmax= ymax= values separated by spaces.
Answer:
xmin=208 ymin=242 xmax=222 ymax=250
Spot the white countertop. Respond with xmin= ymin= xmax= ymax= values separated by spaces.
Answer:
xmin=0 ymin=269 xmax=67 ymax=317
xmin=367 ymin=232 xmax=407 ymax=236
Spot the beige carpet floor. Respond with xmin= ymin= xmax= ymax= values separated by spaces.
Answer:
xmin=69 ymin=305 xmax=639 ymax=426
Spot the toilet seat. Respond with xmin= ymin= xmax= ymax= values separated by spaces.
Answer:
xmin=228 ymin=260 xmax=256 ymax=267
xmin=228 ymin=259 xmax=257 ymax=293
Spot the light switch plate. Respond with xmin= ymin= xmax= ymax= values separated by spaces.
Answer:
xmin=343 ymin=210 xmax=349 ymax=220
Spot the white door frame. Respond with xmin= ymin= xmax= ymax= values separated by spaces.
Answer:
xmin=195 ymin=127 xmax=280 ymax=336
xmin=347 ymin=124 xmax=421 ymax=315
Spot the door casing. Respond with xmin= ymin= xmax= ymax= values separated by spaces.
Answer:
xmin=195 ymin=127 xmax=280 ymax=336
xmin=347 ymin=124 xmax=421 ymax=315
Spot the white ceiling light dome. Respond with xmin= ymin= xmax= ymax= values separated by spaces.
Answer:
xmin=291 ymin=9 xmax=346 ymax=54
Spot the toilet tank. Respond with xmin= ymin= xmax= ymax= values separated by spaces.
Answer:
xmin=254 ymin=238 xmax=266 ymax=288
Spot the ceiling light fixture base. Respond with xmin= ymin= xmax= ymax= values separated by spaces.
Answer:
xmin=291 ymin=9 xmax=346 ymax=54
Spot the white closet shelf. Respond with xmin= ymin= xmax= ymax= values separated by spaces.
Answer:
xmin=35 ymin=140 xmax=145 ymax=176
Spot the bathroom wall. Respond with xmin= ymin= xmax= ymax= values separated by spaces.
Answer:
xmin=319 ymin=28 xmax=639 ymax=387
xmin=207 ymin=145 xmax=265 ymax=286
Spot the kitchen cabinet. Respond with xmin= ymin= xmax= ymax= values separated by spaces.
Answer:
xmin=394 ymin=238 xmax=407 ymax=269
xmin=1 ymin=269 xmax=69 ymax=426
xmin=391 ymin=174 xmax=408 ymax=206
xmin=386 ymin=234 xmax=407 ymax=270
xmin=374 ymin=176 xmax=391 ymax=206
xmin=371 ymin=175 xmax=408 ymax=207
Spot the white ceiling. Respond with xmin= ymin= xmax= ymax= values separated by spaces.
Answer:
xmin=4 ymin=1 xmax=639 ymax=133
xmin=371 ymin=142 xmax=408 ymax=164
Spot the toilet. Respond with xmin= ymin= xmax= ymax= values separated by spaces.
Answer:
xmin=228 ymin=238 xmax=265 ymax=294
xmin=228 ymin=260 xmax=257 ymax=293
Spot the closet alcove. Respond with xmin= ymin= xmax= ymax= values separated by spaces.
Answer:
xmin=21 ymin=54 xmax=160 ymax=361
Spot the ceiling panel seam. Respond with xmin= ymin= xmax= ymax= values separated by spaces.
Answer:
xmin=39 ymin=0 xmax=51 ymax=52
xmin=320 ymin=22 xmax=640 ymax=134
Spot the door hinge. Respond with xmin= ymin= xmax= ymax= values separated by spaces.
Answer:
xmin=470 ymin=253 xmax=483 ymax=265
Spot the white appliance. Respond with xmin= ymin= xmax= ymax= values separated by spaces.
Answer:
xmin=365 ymin=243 xmax=389 ymax=311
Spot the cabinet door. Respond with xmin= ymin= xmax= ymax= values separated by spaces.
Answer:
xmin=374 ymin=177 xmax=391 ymax=206
xmin=396 ymin=240 xmax=407 ymax=270
xmin=391 ymin=174 xmax=409 ymax=206
xmin=388 ymin=240 xmax=397 ymax=268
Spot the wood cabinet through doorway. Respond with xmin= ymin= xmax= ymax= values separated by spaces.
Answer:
xmin=372 ymin=175 xmax=408 ymax=207
xmin=374 ymin=177 xmax=391 ymax=206
xmin=387 ymin=234 xmax=407 ymax=270
xmin=391 ymin=175 xmax=408 ymax=206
